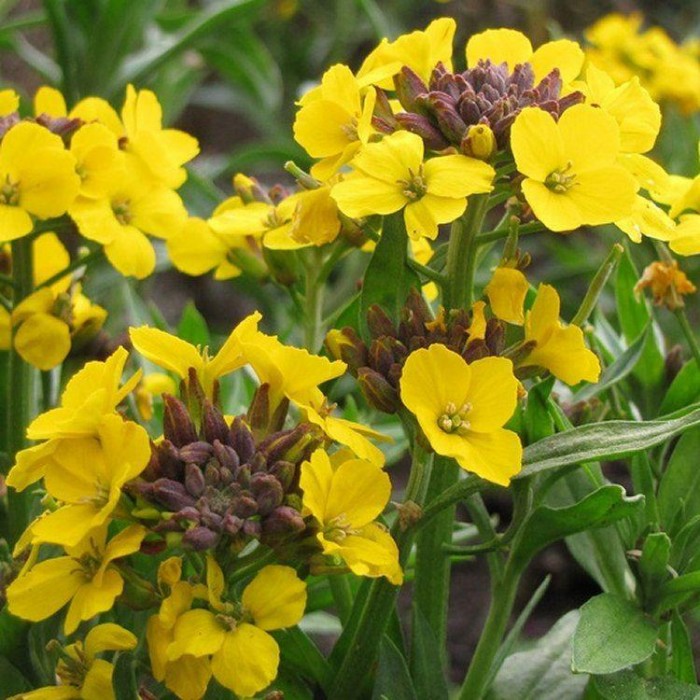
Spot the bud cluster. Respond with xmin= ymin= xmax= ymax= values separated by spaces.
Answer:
xmin=375 ymin=60 xmax=584 ymax=155
xmin=326 ymin=289 xmax=505 ymax=413
xmin=134 ymin=391 xmax=322 ymax=551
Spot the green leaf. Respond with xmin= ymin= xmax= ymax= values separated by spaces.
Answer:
xmin=512 ymin=485 xmax=643 ymax=571
xmin=488 ymin=611 xmax=587 ymax=700
xmin=671 ymin=612 xmax=697 ymax=684
xmin=27 ymin=616 xmax=61 ymax=685
xmin=517 ymin=404 xmax=700 ymax=479
xmin=658 ymin=427 xmax=700 ymax=534
xmin=0 ymin=656 xmax=30 ymax=699
xmin=660 ymin=360 xmax=700 ymax=415
xmin=573 ymin=326 xmax=649 ymax=403
xmin=177 ymin=301 xmax=210 ymax=348
xmin=657 ymin=570 xmax=700 ymax=612
xmin=572 ymin=593 xmax=658 ymax=674
xmin=359 ymin=212 xmax=420 ymax=341
xmin=638 ymin=532 xmax=672 ymax=604
xmin=593 ymin=669 xmax=700 ymax=699
xmin=112 ymin=652 xmax=139 ymax=700
xmin=523 ymin=377 xmax=555 ymax=444
xmin=373 ymin=635 xmax=418 ymax=700
xmin=410 ymin=608 xmax=449 ymax=700
xmin=273 ymin=626 xmax=332 ymax=692
xmin=118 ymin=0 xmax=265 ymax=89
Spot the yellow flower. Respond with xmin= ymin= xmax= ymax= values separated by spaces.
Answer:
xmin=130 ymin=311 xmax=261 ymax=399
xmin=466 ymin=27 xmax=584 ymax=84
xmin=521 ymin=284 xmax=600 ymax=385
xmin=300 ymin=449 xmax=402 ymax=583
xmin=6 ymin=347 xmax=141 ymax=491
xmin=331 ymin=130 xmax=494 ymax=240
xmin=0 ymin=88 xmax=19 ymax=115
xmin=147 ymin=558 xmax=211 ymax=700
xmin=400 ymin=344 xmax=522 ymax=485
xmin=0 ymin=122 xmax=80 ymax=242
xmin=12 ymin=623 xmax=137 ymax=700
xmin=69 ymin=122 xmax=126 ymax=199
xmin=25 ymin=414 xmax=150 ymax=547
xmin=33 ymin=85 xmax=67 ymax=116
xmin=511 ymin=104 xmax=637 ymax=232
xmin=166 ymin=558 xmax=306 ymax=698
xmin=484 ymin=267 xmax=529 ymax=325
xmin=357 ymin=17 xmax=456 ymax=88
xmin=576 ymin=64 xmax=660 ymax=154
xmin=635 ymin=260 xmax=697 ymax=310
xmin=294 ymin=64 xmax=378 ymax=180
xmin=69 ymin=158 xmax=188 ymax=279
xmin=7 ymin=524 xmax=145 ymax=634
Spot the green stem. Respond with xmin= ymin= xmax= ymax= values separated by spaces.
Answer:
xmin=34 ymin=248 xmax=104 ymax=291
xmin=444 ymin=194 xmax=490 ymax=309
xmin=407 ymin=257 xmax=448 ymax=285
xmin=458 ymin=561 xmax=521 ymax=700
xmin=476 ymin=221 xmax=545 ymax=245
xmin=6 ymin=238 xmax=37 ymax=546
xmin=328 ymin=574 xmax=354 ymax=626
xmin=571 ymin=243 xmax=623 ymax=327
xmin=411 ymin=456 xmax=459 ymax=669
xmin=675 ymin=309 xmax=700 ymax=370
xmin=328 ymin=443 xmax=433 ymax=699
xmin=42 ymin=0 xmax=79 ymax=103
xmin=303 ymin=248 xmax=325 ymax=352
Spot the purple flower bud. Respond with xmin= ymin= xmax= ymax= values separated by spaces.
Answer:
xmin=204 ymin=463 xmax=221 ymax=487
xmin=247 ymin=384 xmax=271 ymax=433
xmin=269 ymin=460 xmax=296 ymax=491
xmin=229 ymin=416 xmax=256 ymax=462
xmin=369 ymin=338 xmax=395 ymax=377
xmin=324 ymin=327 xmax=367 ymax=372
xmin=163 ymin=394 xmax=198 ymax=447
xmin=183 ymin=526 xmax=219 ymax=550
xmin=358 ymin=367 xmax=400 ymax=414
xmin=394 ymin=66 xmax=429 ymax=112
xmin=153 ymin=439 xmax=183 ymax=480
xmin=179 ymin=441 xmax=214 ymax=465
xmin=175 ymin=506 xmax=201 ymax=523
xmin=152 ymin=479 xmax=197 ymax=511
xmin=394 ymin=113 xmax=450 ymax=151
xmin=243 ymin=520 xmax=262 ymax=538
xmin=201 ymin=400 xmax=229 ymax=444
xmin=212 ymin=440 xmax=240 ymax=474
xmin=251 ymin=473 xmax=284 ymax=516
xmin=184 ymin=463 xmax=206 ymax=498
xmin=222 ymin=513 xmax=244 ymax=535
xmin=367 ymin=304 xmax=395 ymax=339
xmin=233 ymin=495 xmax=258 ymax=518
xmin=262 ymin=506 xmax=305 ymax=536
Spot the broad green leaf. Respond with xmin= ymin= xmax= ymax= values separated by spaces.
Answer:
xmin=670 ymin=515 xmax=700 ymax=573
xmin=593 ymin=669 xmax=700 ymax=700
xmin=373 ymin=635 xmax=418 ymax=700
xmin=512 ymin=485 xmax=643 ymax=571
xmin=671 ymin=612 xmax=697 ymax=685
xmin=517 ymin=404 xmax=700 ymax=479
xmin=359 ymin=212 xmax=420 ymax=341
xmin=572 ymin=593 xmax=658 ymax=674
xmin=177 ymin=301 xmax=210 ymax=348
xmin=488 ymin=611 xmax=587 ymax=700
xmin=660 ymin=360 xmax=700 ymax=416
xmin=27 ymin=615 xmax=61 ymax=685
xmin=658 ymin=427 xmax=700 ymax=534
xmin=410 ymin=608 xmax=449 ymax=700
xmin=112 ymin=653 xmax=139 ymax=700
xmin=523 ymin=377 xmax=555 ymax=444
xmin=573 ymin=326 xmax=649 ymax=403
xmin=658 ymin=571 xmax=700 ymax=612
xmin=0 ymin=656 xmax=30 ymax=699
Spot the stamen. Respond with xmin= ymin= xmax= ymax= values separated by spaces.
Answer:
xmin=437 ymin=401 xmax=472 ymax=434
xmin=545 ymin=161 xmax=577 ymax=193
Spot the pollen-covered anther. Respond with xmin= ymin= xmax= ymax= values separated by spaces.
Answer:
xmin=399 ymin=166 xmax=427 ymax=200
xmin=544 ymin=162 xmax=576 ymax=193
xmin=437 ymin=401 xmax=473 ymax=434
xmin=112 ymin=199 xmax=132 ymax=225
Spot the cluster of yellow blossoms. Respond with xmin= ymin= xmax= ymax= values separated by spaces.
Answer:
xmin=4 ymin=313 xmax=402 ymax=699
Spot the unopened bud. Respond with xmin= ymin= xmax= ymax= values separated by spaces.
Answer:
xmin=230 ymin=417 xmax=256 ymax=463
xmin=262 ymin=506 xmax=306 ymax=537
xmin=394 ymin=66 xmax=429 ymax=112
xmin=163 ymin=394 xmax=198 ymax=447
xmin=461 ymin=123 xmax=497 ymax=160
xmin=247 ymin=384 xmax=272 ymax=433
xmin=212 ymin=439 xmax=240 ymax=474
xmin=179 ymin=441 xmax=214 ymax=465
xmin=367 ymin=304 xmax=395 ymax=339
xmin=358 ymin=367 xmax=400 ymax=413
xmin=243 ymin=520 xmax=262 ymax=538
xmin=184 ymin=464 xmax=206 ymax=498
xmin=223 ymin=513 xmax=244 ymax=535
xmin=182 ymin=526 xmax=219 ymax=550
xmin=484 ymin=318 xmax=506 ymax=355
xmin=152 ymin=479 xmax=197 ymax=511
xmin=325 ymin=328 xmax=367 ymax=371
xmin=427 ymin=94 xmax=467 ymax=144
xmin=270 ymin=460 xmax=296 ymax=491
xmin=233 ymin=495 xmax=258 ymax=518
xmin=201 ymin=400 xmax=229 ymax=444
xmin=251 ymin=473 xmax=284 ymax=515
xmin=394 ymin=113 xmax=450 ymax=151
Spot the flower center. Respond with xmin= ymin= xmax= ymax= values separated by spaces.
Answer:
xmin=340 ymin=117 xmax=359 ymax=142
xmin=544 ymin=162 xmax=577 ymax=193
xmin=399 ymin=166 xmax=427 ymax=200
xmin=112 ymin=199 xmax=132 ymax=225
xmin=437 ymin=401 xmax=472 ymax=434
xmin=325 ymin=513 xmax=354 ymax=543
xmin=0 ymin=175 xmax=20 ymax=206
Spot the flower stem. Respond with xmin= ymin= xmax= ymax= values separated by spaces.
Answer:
xmin=6 ymin=237 xmax=37 ymax=546
xmin=675 ymin=308 xmax=700 ymax=370
xmin=303 ymin=248 xmax=325 ymax=352
xmin=328 ymin=574 xmax=354 ymax=625
xmin=457 ymin=560 xmax=521 ymax=700
xmin=444 ymin=194 xmax=490 ymax=309
xmin=328 ymin=443 xmax=433 ymax=699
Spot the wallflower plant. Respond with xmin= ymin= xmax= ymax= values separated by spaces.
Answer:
xmin=2 ymin=11 xmax=700 ymax=700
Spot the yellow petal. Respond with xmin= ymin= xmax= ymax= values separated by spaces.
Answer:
xmin=164 ymin=654 xmax=212 ymax=700
xmin=521 ymin=179 xmax=583 ymax=232
xmin=211 ymin=625 xmax=279 ymax=698
xmin=511 ymin=108 xmax=565 ymax=181
xmin=566 ymin=167 xmax=637 ymax=226
xmin=85 ymin=623 xmax=137 ymax=659
xmin=14 ymin=313 xmax=71 ymax=370
xmin=352 ymin=130 xmax=423 ymax=185
xmin=104 ymin=225 xmax=156 ymax=279
xmin=0 ymin=203 xmax=33 ymax=242
xmin=81 ymin=658 xmax=116 ymax=700
xmin=338 ymin=523 xmax=403 ymax=584
xmin=242 ymin=565 xmax=306 ymax=630
xmin=558 ymin=104 xmax=620 ymax=171
xmin=530 ymin=39 xmax=584 ymax=83
xmin=168 ymin=609 xmax=226 ymax=660
xmin=466 ymin=28 xmax=532 ymax=70
xmin=130 ymin=325 xmax=202 ymax=379
xmin=452 ymin=428 xmax=523 ymax=485
xmin=484 ymin=268 xmax=528 ymax=325
xmin=464 ymin=357 xmax=518 ymax=432
xmin=423 ymin=155 xmax=494 ymax=198
xmin=331 ymin=172 xmax=406 ymax=218
xmin=167 ymin=218 xmax=228 ymax=275
xmin=34 ymin=86 xmax=67 ymax=117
